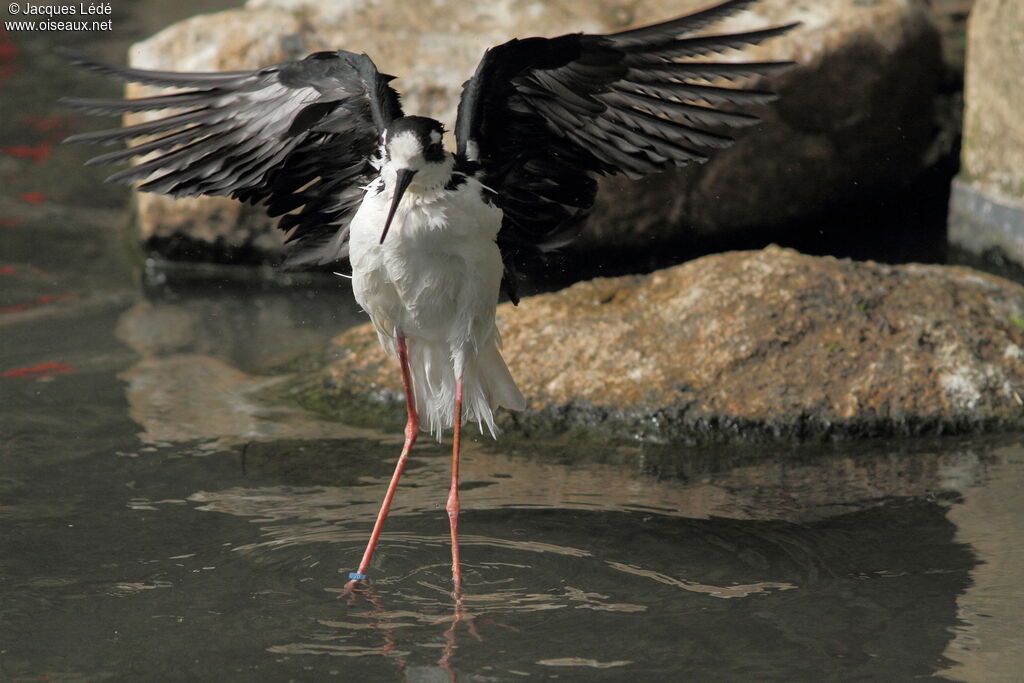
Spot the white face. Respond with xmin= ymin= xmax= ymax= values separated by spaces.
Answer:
xmin=386 ymin=129 xmax=444 ymax=170
xmin=383 ymin=127 xmax=452 ymax=193
xmin=386 ymin=130 xmax=426 ymax=170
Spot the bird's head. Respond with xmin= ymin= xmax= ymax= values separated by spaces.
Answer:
xmin=379 ymin=116 xmax=452 ymax=244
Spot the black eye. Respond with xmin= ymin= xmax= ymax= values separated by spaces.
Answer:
xmin=424 ymin=142 xmax=445 ymax=162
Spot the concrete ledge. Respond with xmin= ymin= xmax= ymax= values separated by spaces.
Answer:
xmin=948 ymin=177 xmax=1024 ymax=267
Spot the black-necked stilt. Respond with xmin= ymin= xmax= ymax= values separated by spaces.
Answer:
xmin=62 ymin=0 xmax=797 ymax=592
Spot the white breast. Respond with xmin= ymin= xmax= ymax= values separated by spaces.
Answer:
xmin=348 ymin=173 xmax=524 ymax=437
xmin=348 ymin=176 xmax=503 ymax=348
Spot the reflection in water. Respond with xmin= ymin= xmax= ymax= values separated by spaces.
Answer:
xmin=171 ymin=441 xmax=980 ymax=680
xmin=273 ymin=584 xmax=487 ymax=682
xmin=118 ymin=353 xmax=384 ymax=448
xmin=115 ymin=291 xmax=361 ymax=375
xmin=104 ymin=311 xmax=1007 ymax=681
xmin=604 ymin=561 xmax=795 ymax=598
xmin=113 ymin=291 xmax=372 ymax=449
xmin=941 ymin=450 xmax=1024 ymax=682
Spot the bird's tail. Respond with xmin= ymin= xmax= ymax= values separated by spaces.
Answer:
xmin=406 ymin=337 xmax=526 ymax=440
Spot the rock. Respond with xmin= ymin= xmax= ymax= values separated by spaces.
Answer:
xmin=124 ymin=0 xmax=944 ymax=264
xmin=314 ymin=246 xmax=1024 ymax=442
xmin=947 ymin=0 xmax=1024 ymax=268
xmin=930 ymin=0 xmax=974 ymax=72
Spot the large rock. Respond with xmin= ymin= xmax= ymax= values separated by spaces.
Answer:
xmin=947 ymin=0 xmax=1024 ymax=268
xmin=931 ymin=0 xmax=974 ymax=71
xmin=313 ymin=246 xmax=1024 ymax=442
xmin=124 ymin=0 xmax=944 ymax=263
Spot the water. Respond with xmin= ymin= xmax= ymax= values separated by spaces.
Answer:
xmin=5 ymin=328 xmax=1024 ymax=683
xmin=6 ymin=352 xmax=1023 ymax=682
xmin=4 ymin=9 xmax=1024 ymax=682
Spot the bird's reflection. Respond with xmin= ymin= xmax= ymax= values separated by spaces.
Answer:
xmin=342 ymin=581 xmax=518 ymax=682
xmin=341 ymin=584 xmax=407 ymax=677
xmin=436 ymin=590 xmax=479 ymax=680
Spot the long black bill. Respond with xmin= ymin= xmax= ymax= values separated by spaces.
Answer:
xmin=379 ymin=168 xmax=417 ymax=244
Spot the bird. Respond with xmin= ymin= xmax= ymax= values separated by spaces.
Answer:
xmin=60 ymin=0 xmax=797 ymax=592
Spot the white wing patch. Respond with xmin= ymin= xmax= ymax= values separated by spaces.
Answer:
xmin=465 ymin=138 xmax=480 ymax=162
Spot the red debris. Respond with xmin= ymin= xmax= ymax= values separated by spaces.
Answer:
xmin=0 ymin=28 xmax=16 ymax=83
xmin=0 ymin=266 xmax=15 ymax=275
xmin=2 ymin=361 xmax=76 ymax=379
xmin=18 ymin=192 xmax=46 ymax=204
xmin=2 ymin=144 xmax=52 ymax=163
xmin=25 ymin=114 xmax=73 ymax=137
xmin=0 ymin=28 xmax=14 ymax=58
xmin=0 ymin=218 xmax=24 ymax=228
xmin=0 ymin=117 xmax=72 ymax=165
xmin=0 ymin=294 xmax=75 ymax=313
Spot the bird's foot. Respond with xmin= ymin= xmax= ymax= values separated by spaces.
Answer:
xmin=340 ymin=572 xmax=369 ymax=599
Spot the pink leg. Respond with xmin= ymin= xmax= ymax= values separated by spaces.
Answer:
xmin=345 ymin=335 xmax=418 ymax=589
xmin=447 ymin=377 xmax=464 ymax=591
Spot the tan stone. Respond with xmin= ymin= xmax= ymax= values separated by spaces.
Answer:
xmin=947 ymin=0 xmax=1024 ymax=267
xmin=959 ymin=0 xmax=1024 ymax=200
xmin=320 ymin=247 xmax=1024 ymax=441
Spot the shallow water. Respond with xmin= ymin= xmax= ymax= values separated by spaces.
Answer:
xmin=5 ymin=295 xmax=1024 ymax=682
xmin=4 ymin=8 xmax=1024 ymax=682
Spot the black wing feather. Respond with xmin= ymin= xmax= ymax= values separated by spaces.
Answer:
xmin=59 ymin=47 xmax=403 ymax=267
xmin=608 ymin=0 xmax=761 ymax=46
xmin=622 ymin=25 xmax=799 ymax=61
xmin=454 ymin=0 xmax=797 ymax=303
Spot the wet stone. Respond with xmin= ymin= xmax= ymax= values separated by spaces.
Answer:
xmin=311 ymin=246 xmax=1024 ymax=443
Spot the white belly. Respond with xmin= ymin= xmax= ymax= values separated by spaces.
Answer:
xmin=347 ymin=176 xmax=524 ymax=436
xmin=348 ymin=177 xmax=504 ymax=351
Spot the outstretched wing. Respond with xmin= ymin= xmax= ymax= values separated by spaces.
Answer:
xmin=59 ymin=48 xmax=403 ymax=267
xmin=454 ymin=0 xmax=797 ymax=302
